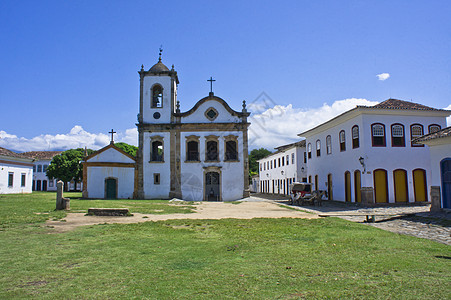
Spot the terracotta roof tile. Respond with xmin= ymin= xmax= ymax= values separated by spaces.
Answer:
xmin=414 ymin=126 xmax=451 ymax=142
xmin=275 ymin=140 xmax=306 ymax=151
xmin=21 ymin=151 xmax=62 ymax=160
xmin=370 ymin=98 xmax=444 ymax=111
xmin=0 ymin=147 xmax=30 ymax=159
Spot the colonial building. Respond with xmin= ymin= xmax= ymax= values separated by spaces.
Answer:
xmin=298 ymin=99 xmax=450 ymax=204
xmin=0 ymin=147 xmax=33 ymax=194
xmin=257 ymin=141 xmax=307 ymax=195
xmin=22 ymin=151 xmax=62 ymax=191
xmin=415 ymin=126 xmax=451 ymax=209
xmin=83 ymin=54 xmax=250 ymax=201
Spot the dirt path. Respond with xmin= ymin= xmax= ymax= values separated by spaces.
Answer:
xmin=45 ymin=201 xmax=318 ymax=233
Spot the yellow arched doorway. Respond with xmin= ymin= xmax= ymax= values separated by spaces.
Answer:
xmin=354 ymin=170 xmax=361 ymax=203
xmin=413 ymin=169 xmax=428 ymax=202
xmin=327 ymin=174 xmax=333 ymax=201
xmin=345 ymin=171 xmax=351 ymax=202
xmin=373 ymin=169 xmax=388 ymax=203
xmin=393 ymin=169 xmax=408 ymax=203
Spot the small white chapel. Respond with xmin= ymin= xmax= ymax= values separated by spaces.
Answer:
xmin=83 ymin=52 xmax=250 ymax=201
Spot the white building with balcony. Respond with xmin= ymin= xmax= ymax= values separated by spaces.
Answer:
xmin=298 ymin=99 xmax=450 ymax=204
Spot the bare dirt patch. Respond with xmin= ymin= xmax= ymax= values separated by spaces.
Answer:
xmin=45 ymin=201 xmax=318 ymax=233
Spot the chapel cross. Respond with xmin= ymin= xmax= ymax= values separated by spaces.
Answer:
xmin=109 ymin=129 xmax=116 ymax=144
xmin=207 ymin=76 xmax=216 ymax=94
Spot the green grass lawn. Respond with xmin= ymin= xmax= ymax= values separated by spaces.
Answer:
xmin=0 ymin=193 xmax=449 ymax=299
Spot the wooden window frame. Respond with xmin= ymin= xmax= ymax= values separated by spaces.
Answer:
xmin=391 ymin=123 xmax=405 ymax=147
xmin=224 ymin=135 xmax=239 ymax=162
xmin=326 ymin=135 xmax=332 ymax=154
xmin=316 ymin=139 xmax=321 ymax=157
xmin=205 ymin=135 xmax=220 ymax=162
xmin=185 ymin=135 xmax=200 ymax=162
xmin=410 ymin=124 xmax=424 ymax=147
xmin=371 ymin=123 xmax=386 ymax=147
xmin=352 ymin=125 xmax=359 ymax=149
xmin=8 ymin=172 xmax=13 ymax=187
xmin=428 ymin=124 xmax=441 ymax=134
xmin=307 ymin=143 xmax=312 ymax=159
xmin=339 ymin=130 xmax=346 ymax=152
xmin=21 ymin=173 xmax=26 ymax=187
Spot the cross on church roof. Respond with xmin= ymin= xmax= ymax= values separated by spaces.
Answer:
xmin=158 ymin=46 xmax=163 ymax=62
xmin=207 ymin=76 xmax=216 ymax=96
xmin=109 ymin=129 xmax=116 ymax=144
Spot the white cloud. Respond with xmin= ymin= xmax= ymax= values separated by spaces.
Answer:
xmin=248 ymin=98 xmax=379 ymax=150
xmin=0 ymin=126 xmax=138 ymax=152
xmin=376 ymin=73 xmax=390 ymax=81
xmin=445 ymin=104 xmax=451 ymax=126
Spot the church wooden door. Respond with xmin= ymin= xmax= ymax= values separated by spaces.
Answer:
xmin=441 ymin=159 xmax=451 ymax=208
xmin=105 ymin=178 xmax=117 ymax=199
xmin=205 ymin=172 xmax=220 ymax=201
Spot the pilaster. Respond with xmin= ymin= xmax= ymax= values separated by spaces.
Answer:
xmin=135 ymin=127 xmax=145 ymax=199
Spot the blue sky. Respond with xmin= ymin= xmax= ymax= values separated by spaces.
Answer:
xmin=1 ymin=1 xmax=450 ymax=151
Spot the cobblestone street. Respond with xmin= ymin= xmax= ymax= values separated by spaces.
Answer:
xmin=251 ymin=193 xmax=451 ymax=245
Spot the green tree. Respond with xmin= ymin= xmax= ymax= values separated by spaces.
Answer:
xmin=115 ymin=142 xmax=138 ymax=157
xmin=46 ymin=148 xmax=93 ymax=191
xmin=249 ymin=148 xmax=272 ymax=177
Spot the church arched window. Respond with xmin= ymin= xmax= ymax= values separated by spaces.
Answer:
xmin=151 ymin=85 xmax=163 ymax=108
xmin=225 ymin=141 xmax=237 ymax=161
xmin=224 ymin=135 xmax=238 ymax=161
xmin=150 ymin=136 xmax=164 ymax=162
xmin=205 ymin=135 xmax=219 ymax=161
xmin=187 ymin=141 xmax=199 ymax=161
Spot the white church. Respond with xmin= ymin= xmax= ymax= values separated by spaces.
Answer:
xmin=83 ymin=54 xmax=250 ymax=201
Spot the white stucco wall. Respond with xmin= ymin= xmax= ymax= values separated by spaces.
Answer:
xmin=142 ymin=76 xmax=175 ymax=124
xmin=180 ymin=131 xmax=245 ymax=201
xmin=303 ymin=113 xmax=447 ymax=203
xmin=0 ymin=161 xmax=33 ymax=194
xmin=88 ymin=148 xmax=135 ymax=163
xmin=142 ymin=132 xmax=171 ymax=199
xmin=86 ymin=166 xmax=135 ymax=199
xmin=423 ymin=137 xmax=451 ymax=208
xmin=181 ymin=99 xmax=242 ymax=124
xmin=428 ymin=142 xmax=451 ymax=187
xmin=258 ymin=145 xmax=307 ymax=194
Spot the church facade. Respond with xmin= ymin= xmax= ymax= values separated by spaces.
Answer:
xmin=83 ymin=56 xmax=250 ymax=201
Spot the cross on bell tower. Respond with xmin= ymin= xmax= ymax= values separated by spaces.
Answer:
xmin=109 ymin=129 xmax=116 ymax=144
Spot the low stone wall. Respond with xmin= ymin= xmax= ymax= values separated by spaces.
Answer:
xmin=87 ymin=208 xmax=131 ymax=216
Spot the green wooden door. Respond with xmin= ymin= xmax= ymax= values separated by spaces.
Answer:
xmin=106 ymin=178 xmax=117 ymax=199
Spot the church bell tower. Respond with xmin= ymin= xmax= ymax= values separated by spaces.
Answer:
xmin=138 ymin=49 xmax=179 ymax=124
